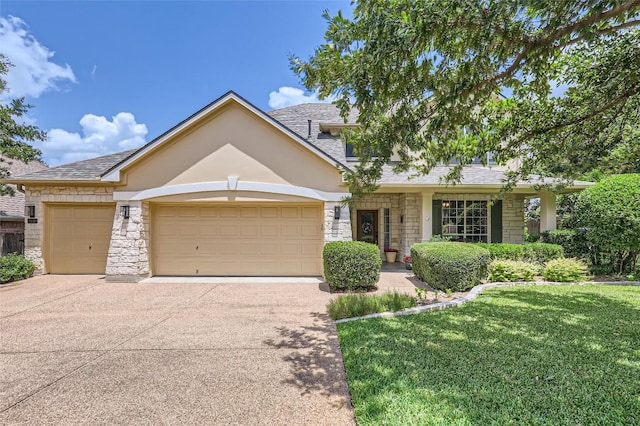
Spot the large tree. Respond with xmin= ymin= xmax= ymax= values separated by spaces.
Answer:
xmin=0 ymin=55 xmax=45 ymax=195
xmin=292 ymin=1 xmax=640 ymax=196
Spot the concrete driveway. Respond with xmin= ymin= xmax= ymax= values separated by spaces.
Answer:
xmin=0 ymin=275 xmax=355 ymax=425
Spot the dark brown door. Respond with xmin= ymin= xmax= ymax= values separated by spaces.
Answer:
xmin=357 ymin=210 xmax=378 ymax=244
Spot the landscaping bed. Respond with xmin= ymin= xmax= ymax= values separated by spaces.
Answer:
xmin=337 ymin=284 xmax=640 ymax=425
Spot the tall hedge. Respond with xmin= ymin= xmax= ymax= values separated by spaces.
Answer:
xmin=411 ymin=242 xmax=490 ymax=291
xmin=475 ymin=242 xmax=563 ymax=264
xmin=575 ymin=174 xmax=640 ymax=274
xmin=323 ymin=241 xmax=381 ymax=291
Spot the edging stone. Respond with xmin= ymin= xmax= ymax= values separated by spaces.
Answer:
xmin=334 ymin=280 xmax=640 ymax=324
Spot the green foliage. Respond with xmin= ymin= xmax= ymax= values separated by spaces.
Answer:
xmin=575 ymin=174 xmax=640 ymax=274
xmin=326 ymin=292 xmax=416 ymax=320
xmin=411 ymin=242 xmax=490 ymax=291
xmin=337 ymin=285 xmax=640 ymax=425
xmin=488 ymin=260 xmax=538 ymax=282
xmin=0 ymin=55 xmax=45 ymax=195
xmin=323 ymin=241 xmax=381 ymax=291
xmin=541 ymin=229 xmax=588 ymax=259
xmin=542 ymin=258 xmax=590 ymax=282
xmin=0 ymin=254 xmax=35 ymax=283
xmin=292 ymin=3 xmax=640 ymax=197
xmin=476 ymin=242 xmax=563 ymax=264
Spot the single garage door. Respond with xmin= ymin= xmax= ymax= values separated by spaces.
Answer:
xmin=47 ymin=204 xmax=115 ymax=274
xmin=153 ymin=203 xmax=323 ymax=276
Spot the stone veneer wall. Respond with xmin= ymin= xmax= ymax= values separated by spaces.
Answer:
xmin=502 ymin=194 xmax=525 ymax=244
xmin=432 ymin=193 xmax=524 ymax=244
xmin=350 ymin=193 xmax=422 ymax=260
xmin=105 ymin=201 xmax=151 ymax=282
xmin=399 ymin=193 xmax=422 ymax=257
xmin=323 ymin=202 xmax=353 ymax=243
xmin=23 ymin=186 xmax=115 ymax=273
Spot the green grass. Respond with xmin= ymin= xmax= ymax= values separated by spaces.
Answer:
xmin=337 ymin=285 xmax=640 ymax=425
xmin=327 ymin=292 xmax=416 ymax=320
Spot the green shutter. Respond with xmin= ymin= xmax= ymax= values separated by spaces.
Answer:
xmin=491 ymin=200 xmax=503 ymax=243
xmin=432 ymin=200 xmax=442 ymax=236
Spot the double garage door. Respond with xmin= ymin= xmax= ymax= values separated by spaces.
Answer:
xmin=152 ymin=203 xmax=323 ymax=276
xmin=47 ymin=203 xmax=323 ymax=276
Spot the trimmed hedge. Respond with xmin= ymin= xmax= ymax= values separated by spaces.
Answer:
xmin=475 ymin=242 xmax=564 ymax=264
xmin=411 ymin=242 xmax=490 ymax=291
xmin=542 ymin=258 xmax=590 ymax=282
xmin=0 ymin=254 xmax=35 ymax=284
xmin=323 ymin=241 xmax=381 ymax=291
xmin=488 ymin=260 xmax=538 ymax=282
xmin=541 ymin=229 xmax=588 ymax=259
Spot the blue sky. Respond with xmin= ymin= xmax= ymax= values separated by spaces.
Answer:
xmin=0 ymin=1 xmax=352 ymax=165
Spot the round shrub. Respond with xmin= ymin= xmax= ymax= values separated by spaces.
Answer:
xmin=575 ymin=174 xmax=640 ymax=274
xmin=542 ymin=258 xmax=590 ymax=282
xmin=323 ymin=241 xmax=381 ymax=291
xmin=0 ymin=254 xmax=35 ymax=284
xmin=488 ymin=260 xmax=538 ymax=282
xmin=411 ymin=242 xmax=490 ymax=291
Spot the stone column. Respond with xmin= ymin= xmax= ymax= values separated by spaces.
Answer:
xmin=539 ymin=191 xmax=557 ymax=233
xmin=323 ymin=202 xmax=353 ymax=243
xmin=421 ymin=190 xmax=434 ymax=242
xmin=105 ymin=201 xmax=150 ymax=282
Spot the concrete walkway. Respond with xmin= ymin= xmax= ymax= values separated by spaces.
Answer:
xmin=0 ymin=275 xmax=356 ymax=425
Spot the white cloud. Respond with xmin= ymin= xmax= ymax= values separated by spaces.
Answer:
xmin=0 ymin=15 xmax=76 ymax=98
xmin=41 ymin=112 xmax=147 ymax=166
xmin=268 ymin=86 xmax=335 ymax=109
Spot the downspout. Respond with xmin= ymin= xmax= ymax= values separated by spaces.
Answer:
xmin=16 ymin=184 xmax=25 ymax=193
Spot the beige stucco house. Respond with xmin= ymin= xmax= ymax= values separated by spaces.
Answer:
xmin=3 ymin=91 xmax=590 ymax=281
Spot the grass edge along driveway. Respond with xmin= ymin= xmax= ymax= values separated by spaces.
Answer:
xmin=337 ymin=284 xmax=640 ymax=425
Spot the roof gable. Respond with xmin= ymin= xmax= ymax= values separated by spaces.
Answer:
xmin=102 ymin=91 xmax=348 ymax=183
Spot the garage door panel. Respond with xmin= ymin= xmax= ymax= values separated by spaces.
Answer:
xmin=48 ymin=204 xmax=115 ymax=274
xmin=153 ymin=203 xmax=322 ymax=276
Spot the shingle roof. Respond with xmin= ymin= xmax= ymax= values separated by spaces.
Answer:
xmin=10 ymin=150 xmax=136 ymax=182
xmin=267 ymin=103 xmax=357 ymax=162
xmin=0 ymin=157 xmax=48 ymax=218
xmin=4 ymin=100 xmax=592 ymax=191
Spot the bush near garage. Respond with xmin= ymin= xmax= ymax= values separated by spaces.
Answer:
xmin=475 ymin=242 xmax=563 ymax=264
xmin=323 ymin=241 xmax=381 ymax=291
xmin=542 ymin=258 xmax=590 ymax=282
xmin=488 ymin=260 xmax=538 ymax=282
xmin=0 ymin=254 xmax=35 ymax=284
xmin=411 ymin=242 xmax=490 ymax=291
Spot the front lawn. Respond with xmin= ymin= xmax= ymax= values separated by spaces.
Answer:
xmin=338 ymin=285 xmax=640 ymax=425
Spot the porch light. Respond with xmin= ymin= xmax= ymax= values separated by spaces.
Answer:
xmin=120 ymin=205 xmax=130 ymax=219
xmin=25 ymin=205 xmax=35 ymax=218
xmin=334 ymin=206 xmax=341 ymax=219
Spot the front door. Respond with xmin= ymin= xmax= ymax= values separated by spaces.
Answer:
xmin=357 ymin=210 xmax=378 ymax=244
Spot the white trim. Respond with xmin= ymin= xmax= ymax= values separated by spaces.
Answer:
xmin=102 ymin=93 xmax=345 ymax=182
xmin=113 ymin=181 xmax=348 ymax=202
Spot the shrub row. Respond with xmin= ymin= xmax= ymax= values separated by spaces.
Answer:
xmin=488 ymin=258 xmax=590 ymax=283
xmin=411 ymin=242 xmax=490 ymax=291
xmin=0 ymin=254 xmax=35 ymax=284
xmin=323 ymin=241 xmax=381 ymax=291
xmin=475 ymin=242 xmax=564 ymax=264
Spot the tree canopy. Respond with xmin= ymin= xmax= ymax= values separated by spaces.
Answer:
xmin=0 ymin=55 xmax=45 ymax=195
xmin=292 ymin=1 xmax=640 ymax=196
